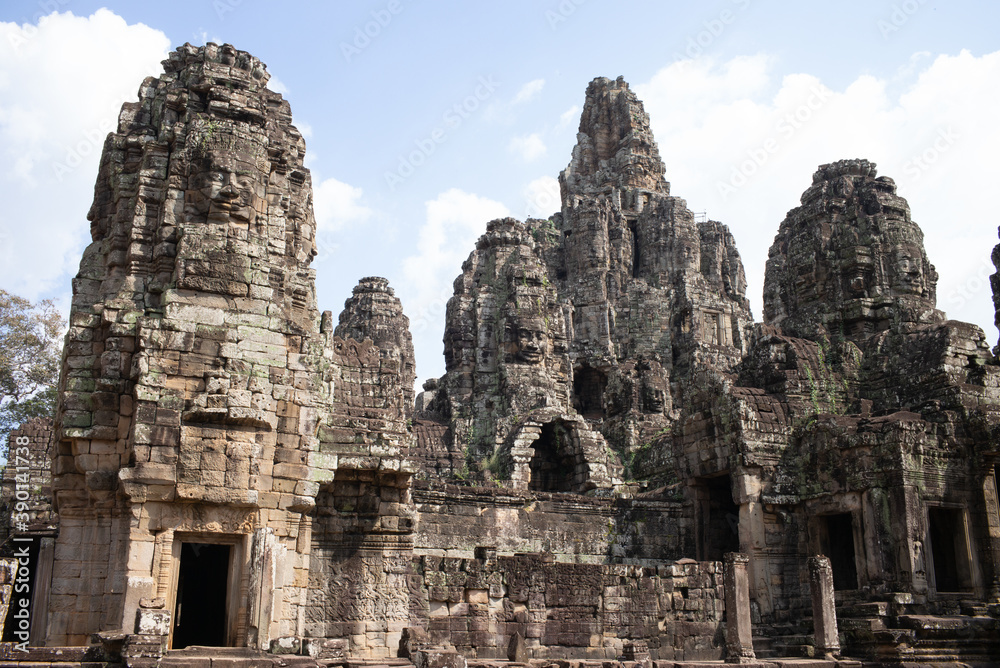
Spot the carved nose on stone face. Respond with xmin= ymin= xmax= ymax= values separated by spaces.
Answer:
xmin=217 ymin=181 xmax=238 ymax=201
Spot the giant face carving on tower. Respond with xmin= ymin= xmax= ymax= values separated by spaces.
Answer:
xmin=763 ymin=160 xmax=942 ymax=343
xmin=892 ymin=243 xmax=927 ymax=297
xmin=187 ymin=127 xmax=269 ymax=227
xmin=512 ymin=315 xmax=550 ymax=365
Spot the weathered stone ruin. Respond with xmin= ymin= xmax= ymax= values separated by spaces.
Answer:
xmin=1 ymin=47 xmax=998 ymax=667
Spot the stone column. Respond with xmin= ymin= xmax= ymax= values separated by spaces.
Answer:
xmin=808 ymin=556 xmax=841 ymax=658
xmin=724 ymin=552 xmax=756 ymax=663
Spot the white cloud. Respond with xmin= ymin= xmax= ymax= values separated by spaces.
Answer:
xmin=557 ymin=105 xmax=579 ymax=131
xmin=0 ymin=10 xmax=170 ymax=300
xmin=267 ymin=74 xmax=289 ymax=96
xmin=191 ymin=30 xmax=224 ymax=47
xmin=487 ymin=78 xmax=546 ymax=123
xmin=313 ymin=176 xmax=373 ymax=232
xmin=509 ymin=133 xmax=547 ymax=162
xmin=634 ymin=50 xmax=1000 ymax=341
xmin=399 ymin=189 xmax=510 ymax=345
xmin=512 ymin=78 xmax=545 ymax=105
xmin=523 ymin=175 xmax=560 ymax=219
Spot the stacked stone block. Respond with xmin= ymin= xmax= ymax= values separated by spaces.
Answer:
xmin=408 ymin=553 xmax=723 ymax=661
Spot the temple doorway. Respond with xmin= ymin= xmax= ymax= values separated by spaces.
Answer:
xmin=698 ymin=474 xmax=740 ymax=561
xmin=172 ymin=542 xmax=231 ymax=649
xmin=573 ymin=366 xmax=607 ymax=418
xmin=528 ymin=422 xmax=576 ymax=493
xmin=817 ymin=513 xmax=859 ymax=590
xmin=927 ymin=507 xmax=974 ymax=593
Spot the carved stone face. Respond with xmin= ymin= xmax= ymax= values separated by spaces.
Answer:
xmin=641 ymin=378 xmax=666 ymax=414
xmin=843 ymin=254 xmax=872 ymax=297
xmin=892 ymin=244 xmax=924 ymax=295
xmin=189 ymin=148 xmax=267 ymax=225
xmin=514 ymin=317 xmax=549 ymax=365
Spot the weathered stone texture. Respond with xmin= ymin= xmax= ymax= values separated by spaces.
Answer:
xmin=411 ymin=481 xmax=690 ymax=562
xmin=334 ymin=276 xmax=416 ymax=422
xmin=440 ymin=218 xmax=573 ymax=458
xmin=764 ymin=159 xmax=943 ymax=345
xmin=409 ymin=554 xmax=723 ymax=662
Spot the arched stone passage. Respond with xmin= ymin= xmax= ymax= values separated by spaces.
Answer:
xmin=505 ymin=411 xmax=621 ymax=494
xmin=528 ymin=421 xmax=577 ymax=492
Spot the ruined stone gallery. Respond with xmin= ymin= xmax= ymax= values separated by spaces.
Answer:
xmin=1 ymin=43 xmax=999 ymax=666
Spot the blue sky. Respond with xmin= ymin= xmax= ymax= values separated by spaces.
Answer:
xmin=2 ymin=1 xmax=999 ymax=386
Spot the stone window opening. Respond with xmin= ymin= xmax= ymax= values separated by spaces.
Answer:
xmin=815 ymin=513 xmax=859 ymax=591
xmin=573 ymin=366 xmax=607 ymax=418
xmin=702 ymin=310 xmax=724 ymax=346
xmin=926 ymin=506 xmax=975 ymax=593
xmin=528 ymin=421 xmax=577 ymax=493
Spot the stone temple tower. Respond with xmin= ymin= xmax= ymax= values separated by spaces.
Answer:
xmin=48 ymin=44 xmax=413 ymax=653
xmin=419 ymin=76 xmax=754 ymax=489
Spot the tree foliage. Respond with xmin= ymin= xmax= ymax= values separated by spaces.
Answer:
xmin=0 ymin=289 xmax=64 ymax=439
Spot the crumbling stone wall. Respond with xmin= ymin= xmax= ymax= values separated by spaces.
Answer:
xmin=411 ymin=481 xmax=690 ymax=563
xmin=408 ymin=553 xmax=724 ymax=662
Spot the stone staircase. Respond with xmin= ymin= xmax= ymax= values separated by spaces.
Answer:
xmin=838 ymin=599 xmax=1000 ymax=666
xmin=753 ymin=616 xmax=818 ymax=660
xmin=158 ymin=646 xmax=323 ymax=667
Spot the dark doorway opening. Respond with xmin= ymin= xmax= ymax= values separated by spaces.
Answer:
xmin=928 ymin=507 xmax=973 ymax=592
xmin=702 ymin=474 xmax=740 ymax=561
xmin=172 ymin=543 xmax=230 ymax=649
xmin=818 ymin=513 xmax=859 ymax=590
xmin=573 ymin=366 xmax=607 ymax=417
xmin=529 ymin=422 xmax=574 ymax=493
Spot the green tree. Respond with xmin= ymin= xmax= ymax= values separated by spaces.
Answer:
xmin=0 ymin=290 xmax=64 ymax=441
